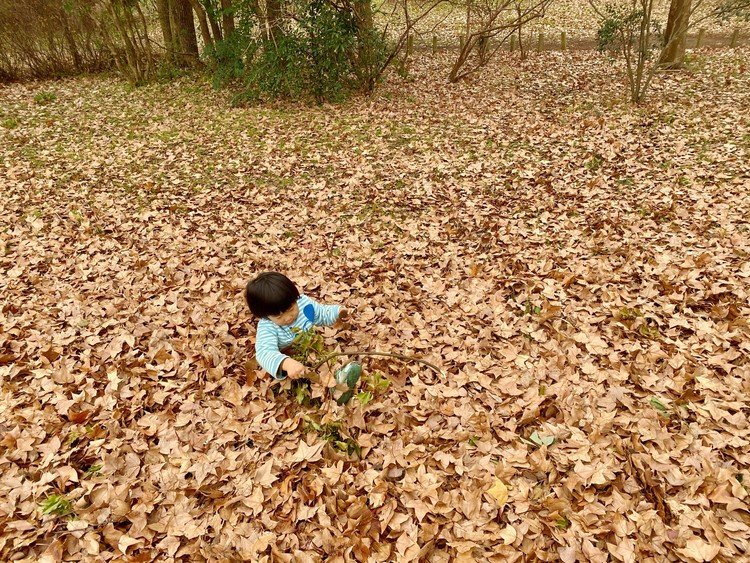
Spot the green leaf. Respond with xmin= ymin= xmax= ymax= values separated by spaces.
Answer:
xmin=529 ymin=431 xmax=555 ymax=447
xmin=650 ymin=397 xmax=670 ymax=418
xmin=555 ymin=516 xmax=570 ymax=529
xmin=335 ymin=362 xmax=362 ymax=388
xmin=41 ymin=494 xmax=73 ymax=517
xmin=84 ymin=464 xmax=102 ymax=477
xmin=356 ymin=391 xmax=373 ymax=406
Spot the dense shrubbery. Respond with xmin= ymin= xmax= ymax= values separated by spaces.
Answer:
xmin=2 ymin=0 xmax=746 ymax=103
xmin=210 ymin=0 xmax=385 ymax=103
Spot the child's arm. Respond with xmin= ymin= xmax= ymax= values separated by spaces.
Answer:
xmin=255 ymin=322 xmax=290 ymax=379
xmin=303 ymin=296 xmax=341 ymax=327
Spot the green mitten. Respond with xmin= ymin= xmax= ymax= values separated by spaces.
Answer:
xmin=336 ymin=390 xmax=354 ymax=405
xmin=335 ymin=361 xmax=362 ymax=389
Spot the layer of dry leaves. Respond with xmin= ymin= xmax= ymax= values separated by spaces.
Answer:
xmin=376 ymin=0 xmax=750 ymax=47
xmin=1 ymin=46 xmax=750 ymax=562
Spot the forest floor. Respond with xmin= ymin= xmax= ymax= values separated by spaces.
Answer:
xmin=1 ymin=47 xmax=749 ymax=562
xmin=376 ymin=0 xmax=750 ymax=47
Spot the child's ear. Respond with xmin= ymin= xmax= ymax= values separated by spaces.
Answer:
xmin=303 ymin=304 xmax=315 ymax=322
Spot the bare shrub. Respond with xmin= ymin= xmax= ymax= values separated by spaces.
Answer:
xmin=0 ymin=0 xmax=111 ymax=81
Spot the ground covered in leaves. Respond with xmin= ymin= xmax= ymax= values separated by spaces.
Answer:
xmin=1 ymin=47 xmax=750 ymax=562
xmin=379 ymin=0 xmax=750 ymax=48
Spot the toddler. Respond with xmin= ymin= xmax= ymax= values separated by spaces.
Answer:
xmin=245 ymin=272 xmax=345 ymax=380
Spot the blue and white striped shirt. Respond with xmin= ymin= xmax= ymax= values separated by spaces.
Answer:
xmin=255 ymin=295 xmax=341 ymax=379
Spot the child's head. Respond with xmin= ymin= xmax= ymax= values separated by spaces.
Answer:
xmin=245 ymin=272 xmax=300 ymax=323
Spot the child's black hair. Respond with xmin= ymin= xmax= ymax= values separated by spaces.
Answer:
xmin=245 ymin=272 xmax=300 ymax=318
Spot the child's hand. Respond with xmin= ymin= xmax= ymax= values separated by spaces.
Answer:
xmin=334 ymin=308 xmax=351 ymax=329
xmin=281 ymin=358 xmax=306 ymax=379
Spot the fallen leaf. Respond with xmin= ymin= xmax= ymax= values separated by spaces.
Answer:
xmin=487 ymin=479 xmax=509 ymax=506
xmin=677 ymin=537 xmax=721 ymax=562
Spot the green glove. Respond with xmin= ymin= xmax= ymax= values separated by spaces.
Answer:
xmin=335 ymin=361 xmax=362 ymax=389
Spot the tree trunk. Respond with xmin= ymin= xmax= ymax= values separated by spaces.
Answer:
xmin=203 ymin=1 xmax=224 ymax=42
xmin=220 ymin=0 xmax=235 ymax=38
xmin=352 ymin=0 xmax=375 ymax=91
xmin=266 ymin=0 xmax=283 ymax=43
xmin=156 ymin=0 xmax=176 ymax=63
xmin=171 ymin=0 xmax=200 ymax=66
xmin=188 ymin=0 xmax=214 ymax=49
xmin=659 ymin=0 xmax=692 ymax=68
xmin=60 ymin=10 xmax=83 ymax=71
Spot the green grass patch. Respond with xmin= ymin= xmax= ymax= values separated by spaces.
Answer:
xmin=34 ymin=91 xmax=57 ymax=105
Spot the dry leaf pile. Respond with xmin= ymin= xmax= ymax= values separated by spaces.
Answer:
xmin=376 ymin=0 xmax=750 ymax=46
xmin=1 ymin=48 xmax=749 ymax=561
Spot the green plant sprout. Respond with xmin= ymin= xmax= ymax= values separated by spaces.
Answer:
xmin=617 ymin=307 xmax=643 ymax=321
xmin=355 ymin=390 xmax=373 ymax=405
xmin=34 ymin=91 xmax=57 ymax=105
xmin=84 ymin=463 xmax=103 ymax=477
xmin=523 ymin=300 xmax=543 ymax=315
xmin=304 ymin=417 xmax=361 ymax=457
xmin=40 ymin=494 xmax=74 ymax=517
xmin=555 ymin=516 xmax=571 ymax=530
xmin=650 ymin=397 xmax=670 ymax=419
xmin=364 ymin=371 xmax=390 ymax=394
xmin=289 ymin=378 xmax=321 ymax=408
xmin=289 ymin=327 xmax=328 ymax=365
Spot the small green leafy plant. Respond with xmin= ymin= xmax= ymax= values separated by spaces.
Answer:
xmin=40 ymin=494 xmax=74 ymax=517
xmin=363 ymin=371 xmax=390 ymax=394
xmin=639 ymin=323 xmax=661 ymax=339
xmin=617 ymin=307 xmax=642 ymax=321
xmin=304 ymin=417 xmax=360 ymax=457
xmin=555 ymin=516 xmax=571 ymax=530
xmin=518 ymin=300 xmax=542 ymax=316
xmin=585 ymin=154 xmax=603 ymax=171
xmin=290 ymin=378 xmax=320 ymax=408
xmin=355 ymin=390 xmax=373 ymax=406
xmin=650 ymin=397 xmax=670 ymax=419
xmin=84 ymin=463 xmax=102 ymax=477
xmin=34 ymin=91 xmax=57 ymax=105
xmin=290 ymin=327 xmax=328 ymax=365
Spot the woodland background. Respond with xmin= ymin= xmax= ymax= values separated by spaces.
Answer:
xmin=1 ymin=0 xmax=750 ymax=561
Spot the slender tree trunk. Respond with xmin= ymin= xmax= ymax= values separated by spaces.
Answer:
xmin=659 ymin=0 xmax=692 ymax=68
xmin=197 ymin=0 xmax=224 ymax=42
xmin=156 ymin=0 xmax=176 ymax=63
xmin=135 ymin=2 xmax=155 ymax=76
xmin=266 ymin=0 xmax=283 ymax=43
xmin=633 ymin=0 xmax=654 ymax=102
xmin=171 ymin=0 xmax=200 ymax=65
xmin=353 ymin=0 xmax=375 ymax=90
xmin=220 ymin=0 xmax=235 ymax=38
xmin=188 ymin=0 xmax=215 ymax=49
xmin=60 ymin=10 xmax=83 ymax=71
xmin=108 ymin=2 xmax=142 ymax=83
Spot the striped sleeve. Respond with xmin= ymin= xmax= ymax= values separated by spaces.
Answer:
xmin=306 ymin=296 xmax=340 ymax=327
xmin=255 ymin=320 xmax=288 ymax=379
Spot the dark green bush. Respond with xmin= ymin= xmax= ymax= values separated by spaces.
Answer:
xmin=210 ymin=0 xmax=384 ymax=103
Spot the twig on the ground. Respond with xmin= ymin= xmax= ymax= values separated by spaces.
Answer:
xmin=311 ymin=350 xmax=445 ymax=376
